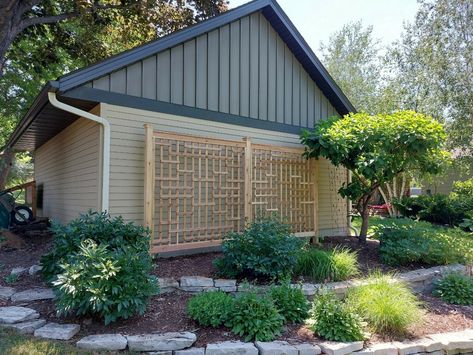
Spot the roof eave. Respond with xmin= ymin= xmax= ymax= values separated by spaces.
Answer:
xmin=3 ymin=81 xmax=59 ymax=151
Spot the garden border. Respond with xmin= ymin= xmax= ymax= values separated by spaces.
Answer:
xmin=158 ymin=264 xmax=471 ymax=297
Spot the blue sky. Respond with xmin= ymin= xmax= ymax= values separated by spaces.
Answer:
xmin=229 ymin=0 xmax=420 ymax=55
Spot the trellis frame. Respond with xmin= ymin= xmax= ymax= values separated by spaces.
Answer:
xmin=143 ymin=124 xmax=318 ymax=254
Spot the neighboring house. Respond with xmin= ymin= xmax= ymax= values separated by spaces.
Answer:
xmin=5 ymin=0 xmax=355 ymax=255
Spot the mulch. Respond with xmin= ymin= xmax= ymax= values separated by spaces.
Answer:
xmin=1 ymin=231 xmax=472 ymax=347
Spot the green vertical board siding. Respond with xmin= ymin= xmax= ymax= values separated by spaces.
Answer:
xmin=207 ymin=29 xmax=219 ymax=111
xmin=275 ymin=36 xmax=285 ymax=123
xmin=142 ymin=56 xmax=157 ymax=100
xmin=267 ymin=27 xmax=277 ymax=122
xmin=219 ymin=24 xmax=230 ymax=113
xmin=239 ymin=17 xmax=250 ymax=117
xmin=258 ymin=14 xmax=268 ymax=121
xmin=184 ymin=40 xmax=196 ymax=107
xmin=157 ymin=50 xmax=171 ymax=102
xmin=83 ymin=14 xmax=338 ymax=130
xmin=230 ymin=21 xmax=240 ymax=116
xmin=110 ymin=68 xmax=126 ymax=94
xmin=284 ymin=47 xmax=292 ymax=125
xmin=171 ymin=45 xmax=184 ymax=105
xmin=196 ymin=34 xmax=208 ymax=109
xmin=249 ymin=13 xmax=259 ymax=119
xmin=126 ymin=61 xmax=142 ymax=97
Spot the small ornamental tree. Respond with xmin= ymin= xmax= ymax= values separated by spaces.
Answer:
xmin=301 ymin=110 xmax=449 ymax=242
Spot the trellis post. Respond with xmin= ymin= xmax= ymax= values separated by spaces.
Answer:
xmin=243 ymin=137 xmax=253 ymax=223
xmin=310 ymin=159 xmax=319 ymax=243
xmin=144 ymin=123 xmax=155 ymax=249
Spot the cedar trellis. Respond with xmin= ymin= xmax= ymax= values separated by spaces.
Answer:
xmin=144 ymin=124 xmax=317 ymax=254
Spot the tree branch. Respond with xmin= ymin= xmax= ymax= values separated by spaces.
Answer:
xmin=18 ymin=3 xmax=131 ymax=34
xmin=19 ymin=12 xmax=79 ymax=32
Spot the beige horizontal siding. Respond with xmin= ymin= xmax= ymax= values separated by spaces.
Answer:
xmin=103 ymin=103 xmax=348 ymax=236
xmin=34 ymin=110 xmax=101 ymax=224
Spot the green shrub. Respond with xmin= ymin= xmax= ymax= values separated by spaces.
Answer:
xmin=214 ymin=215 xmax=305 ymax=279
xmin=269 ymin=282 xmax=309 ymax=323
xmin=41 ymin=211 xmax=150 ymax=282
xmin=395 ymin=194 xmax=473 ymax=227
xmin=187 ymin=291 xmax=234 ymax=327
xmin=346 ymin=273 xmax=423 ymax=335
xmin=295 ymin=247 xmax=359 ymax=282
xmin=433 ymin=273 xmax=473 ymax=305
xmin=310 ymin=290 xmax=365 ymax=342
xmin=453 ymin=177 xmax=473 ymax=197
xmin=377 ymin=219 xmax=473 ymax=266
xmin=53 ymin=240 xmax=158 ymax=325
xmin=227 ymin=292 xmax=285 ymax=341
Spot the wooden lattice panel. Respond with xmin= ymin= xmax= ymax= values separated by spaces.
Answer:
xmin=153 ymin=132 xmax=246 ymax=250
xmin=251 ymin=145 xmax=315 ymax=233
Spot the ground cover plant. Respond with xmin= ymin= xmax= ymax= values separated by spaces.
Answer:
xmin=214 ymin=215 xmax=305 ymax=280
xmin=310 ymin=289 xmax=365 ymax=342
xmin=433 ymin=273 xmax=473 ymax=305
xmin=41 ymin=211 xmax=158 ymax=324
xmin=187 ymin=291 xmax=234 ymax=327
xmin=186 ymin=283 xmax=308 ymax=341
xmin=226 ymin=291 xmax=285 ymax=341
xmin=346 ymin=273 xmax=423 ymax=335
xmin=295 ymin=246 xmax=359 ymax=282
xmin=376 ymin=218 xmax=473 ymax=266
xmin=269 ymin=282 xmax=309 ymax=323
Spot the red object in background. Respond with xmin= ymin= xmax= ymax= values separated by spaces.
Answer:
xmin=369 ymin=203 xmax=391 ymax=216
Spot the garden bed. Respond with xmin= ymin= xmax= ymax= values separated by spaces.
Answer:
xmin=2 ymin=232 xmax=472 ymax=348
xmin=154 ymin=237 xmax=424 ymax=283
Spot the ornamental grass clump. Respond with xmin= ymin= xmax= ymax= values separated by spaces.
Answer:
xmin=295 ymin=246 xmax=359 ymax=282
xmin=433 ymin=273 xmax=473 ymax=305
xmin=346 ymin=272 xmax=423 ymax=335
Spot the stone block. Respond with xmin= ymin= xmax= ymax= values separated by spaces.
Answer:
xmin=11 ymin=288 xmax=55 ymax=303
xmin=214 ymin=279 xmax=237 ymax=288
xmin=353 ymin=342 xmax=398 ymax=355
xmin=1 ymin=319 xmax=46 ymax=334
xmin=393 ymin=340 xmax=426 ymax=355
xmin=76 ymin=334 xmax=128 ymax=350
xmin=294 ymin=343 xmax=322 ymax=355
xmin=34 ymin=323 xmax=80 ymax=340
xmin=0 ymin=286 xmax=16 ymax=300
xmin=319 ymin=341 xmax=364 ymax=355
xmin=255 ymin=340 xmax=298 ymax=355
xmin=126 ymin=332 xmax=196 ymax=351
xmin=206 ymin=341 xmax=259 ymax=355
xmin=10 ymin=267 xmax=28 ymax=276
xmin=0 ymin=306 xmax=39 ymax=324
xmin=28 ymin=265 xmax=43 ymax=276
xmin=174 ymin=348 xmax=206 ymax=355
xmin=180 ymin=276 xmax=214 ymax=288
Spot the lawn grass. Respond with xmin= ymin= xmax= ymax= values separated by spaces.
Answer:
xmin=0 ymin=328 xmax=90 ymax=355
xmin=351 ymin=215 xmax=391 ymax=236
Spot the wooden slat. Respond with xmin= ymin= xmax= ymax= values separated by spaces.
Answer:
xmin=144 ymin=123 xmax=155 ymax=248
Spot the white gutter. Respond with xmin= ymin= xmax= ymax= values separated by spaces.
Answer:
xmin=47 ymin=92 xmax=110 ymax=212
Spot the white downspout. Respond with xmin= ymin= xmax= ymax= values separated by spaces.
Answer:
xmin=47 ymin=92 xmax=110 ymax=212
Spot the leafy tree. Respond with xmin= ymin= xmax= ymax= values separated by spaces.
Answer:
xmin=387 ymin=0 xmax=473 ymax=171
xmin=0 ymin=0 xmax=228 ymax=189
xmin=301 ymin=111 xmax=449 ymax=242
xmin=320 ymin=21 xmax=393 ymax=114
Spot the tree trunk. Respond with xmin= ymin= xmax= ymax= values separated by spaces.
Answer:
xmin=0 ymin=148 xmax=15 ymax=190
xmin=358 ymin=204 xmax=370 ymax=243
